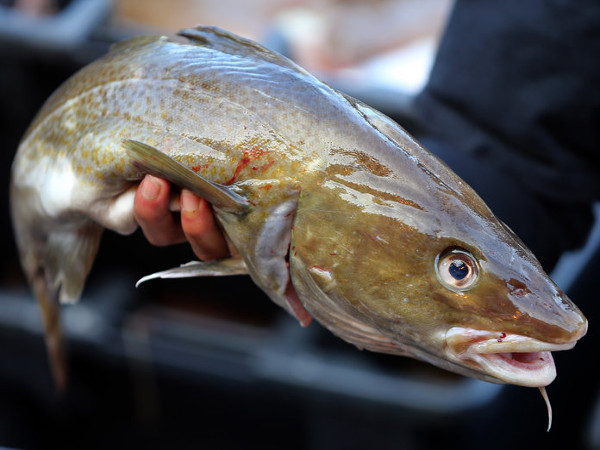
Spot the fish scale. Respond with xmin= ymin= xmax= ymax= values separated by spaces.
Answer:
xmin=10 ymin=27 xmax=586 ymax=405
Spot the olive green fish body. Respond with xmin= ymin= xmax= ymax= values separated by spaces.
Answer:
xmin=10 ymin=27 xmax=586 ymax=390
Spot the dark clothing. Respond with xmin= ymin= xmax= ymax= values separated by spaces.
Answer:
xmin=415 ymin=0 xmax=600 ymax=270
xmin=413 ymin=2 xmax=600 ymax=448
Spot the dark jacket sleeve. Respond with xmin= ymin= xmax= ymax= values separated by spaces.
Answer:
xmin=414 ymin=0 xmax=600 ymax=270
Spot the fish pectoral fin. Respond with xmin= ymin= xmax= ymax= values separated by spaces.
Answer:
xmin=136 ymin=257 xmax=249 ymax=287
xmin=122 ymin=140 xmax=250 ymax=215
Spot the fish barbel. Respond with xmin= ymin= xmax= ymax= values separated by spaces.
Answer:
xmin=10 ymin=27 xmax=586 ymax=393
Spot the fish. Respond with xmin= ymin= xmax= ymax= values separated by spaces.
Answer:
xmin=10 ymin=26 xmax=587 ymax=400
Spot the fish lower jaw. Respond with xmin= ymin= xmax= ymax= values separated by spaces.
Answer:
xmin=444 ymin=327 xmax=577 ymax=387
xmin=456 ymin=350 xmax=556 ymax=387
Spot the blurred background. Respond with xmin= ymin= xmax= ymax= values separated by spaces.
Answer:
xmin=1 ymin=0 xmax=598 ymax=449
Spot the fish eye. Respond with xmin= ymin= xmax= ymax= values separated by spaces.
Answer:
xmin=436 ymin=249 xmax=479 ymax=291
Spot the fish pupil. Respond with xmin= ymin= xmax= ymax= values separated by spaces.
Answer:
xmin=449 ymin=260 xmax=468 ymax=280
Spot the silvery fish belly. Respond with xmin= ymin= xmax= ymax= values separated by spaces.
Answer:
xmin=10 ymin=27 xmax=587 ymax=392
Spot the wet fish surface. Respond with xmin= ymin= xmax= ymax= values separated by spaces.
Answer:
xmin=10 ymin=27 xmax=587 ymax=393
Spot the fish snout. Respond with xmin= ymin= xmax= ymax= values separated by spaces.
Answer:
xmin=505 ymin=277 xmax=587 ymax=345
xmin=562 ymin=305 xmax=588 ymax=343
xmin=544 ymin=290 xmax=587 ymax=344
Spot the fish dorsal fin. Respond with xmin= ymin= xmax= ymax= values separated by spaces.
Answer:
xmin=123 ymin=140 xmax=250 ymax=215
xmin=347 ymin=96 xmax=417 ymax=153
xmin=110 ymin=35 xmax=168 ymax=53
xmin=178 ymin=26 xmax=308 ymax=75
xmin=349 ymin=97 xmax=463 ymax=194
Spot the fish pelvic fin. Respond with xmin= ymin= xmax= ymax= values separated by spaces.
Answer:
xmin=122 ymin=140 xmax=250 ymax=215
xmin=33 ymin=274 xmax=67 ymax=392
xmin=42 ymin=224 xmax=103 ymax=303
xmin=11 ymin=178 xmax=104 ymax=390
xmin=18 ymin=222 xmax=103 ymax=391
xmin=136 ymin=257 xmax=248 ymax=287
xmin=37 ymin=223 xmax=103 ymax=390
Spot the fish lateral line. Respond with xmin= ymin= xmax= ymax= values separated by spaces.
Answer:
xmin=122 ymin=139 xmax=251 ymax=215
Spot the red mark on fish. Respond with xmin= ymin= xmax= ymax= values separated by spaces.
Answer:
xmin=191 ymin=164 xmax=210 ymax=172
xmin=224 ymin=146 xmax=273 ymax=185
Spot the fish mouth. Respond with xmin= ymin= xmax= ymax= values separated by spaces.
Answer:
xmin=444 ymin=327 xmax=578 ymax=387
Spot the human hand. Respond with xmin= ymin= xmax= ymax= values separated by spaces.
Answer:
xmin=133 ymin=175 xmax=230 ymax=260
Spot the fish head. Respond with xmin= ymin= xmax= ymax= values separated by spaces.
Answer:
xmin=290 ymin=144 xmax=587 ymax=388
xmin=403 ymin=220 xmax=588 ymax=387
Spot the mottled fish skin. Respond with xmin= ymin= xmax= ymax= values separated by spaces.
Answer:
xmin=10 ymin=27 xmax=586 ymax=389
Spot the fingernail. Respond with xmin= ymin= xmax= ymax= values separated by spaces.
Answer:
xmin=141 ymin=176 xmax=161 ymax=200
xmin=181 ymin=190 xmax=200 ymax=217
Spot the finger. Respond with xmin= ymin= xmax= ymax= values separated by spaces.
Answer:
xmin=134 ymin=175 xmax=186 ymax=246
xmin=181 ymin=189 xmax=230 ymax=260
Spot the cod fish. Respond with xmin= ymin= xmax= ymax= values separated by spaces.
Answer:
xmin=10 ymin=27 xmax=586 ymax=402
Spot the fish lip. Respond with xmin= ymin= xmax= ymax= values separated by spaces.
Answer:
xmin=444 ymin=327 xmax=579 ymax=387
